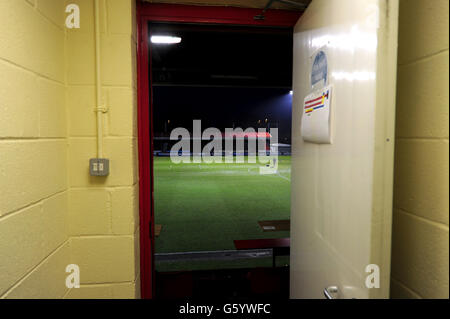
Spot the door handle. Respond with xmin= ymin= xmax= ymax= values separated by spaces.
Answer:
xmin=324 ymin=286 xmax=339 ymax=299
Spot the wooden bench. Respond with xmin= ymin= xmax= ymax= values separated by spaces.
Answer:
xmin=234 ymin=238 xmax=290 ymax=267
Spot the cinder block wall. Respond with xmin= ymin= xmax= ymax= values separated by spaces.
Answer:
xmin=0 ymin=0 xmax=139 ymax=299
xmin=0 ymin=0 xmax=69 ymax=298
xmin=64 ymin=0 xmax=139 ymax=299
xmin=390 ymin=0 xmax=449 ymax=299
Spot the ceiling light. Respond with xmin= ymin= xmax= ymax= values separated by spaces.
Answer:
xmin=151 ymin=35 xmax=182 ymax=44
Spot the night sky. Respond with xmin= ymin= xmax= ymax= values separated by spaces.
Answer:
xmin=150 ymin=22 xmax=293 ymax=143
xmin=153 ymin=86 xmax=293 ymax=143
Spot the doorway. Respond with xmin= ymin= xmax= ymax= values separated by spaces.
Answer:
xmin=152 ymin=22 xmax=293 ymax=272
xmin=137 ymin=3 xmax=301 ymax=298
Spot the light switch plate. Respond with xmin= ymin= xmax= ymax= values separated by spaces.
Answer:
xmin=90 ymin=158 xmax=110 ymax=176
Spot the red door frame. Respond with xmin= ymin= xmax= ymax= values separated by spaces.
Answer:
xmin=136 ymin=1 xmax=301 ymax=299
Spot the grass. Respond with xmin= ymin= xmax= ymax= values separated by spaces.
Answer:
xmin=154 ymin=156 xmax=291 ymax=271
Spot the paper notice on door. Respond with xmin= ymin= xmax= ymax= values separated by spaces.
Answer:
xmin=301 ymin=85 xmax=333 ymax=144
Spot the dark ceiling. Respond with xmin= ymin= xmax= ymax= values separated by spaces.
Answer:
xmin=149 ymin=22 xmax=294 ymax=88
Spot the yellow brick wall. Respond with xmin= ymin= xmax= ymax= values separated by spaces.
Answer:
xmin=390 ymin=0 xmax=449 ymax=299
xmin=0 ymin=0 xmax=139 ymax=299
xmin=64 ymin=0 xmax=139 ymax=299
xmin=0 ymin=0 xmax=69 ymax=298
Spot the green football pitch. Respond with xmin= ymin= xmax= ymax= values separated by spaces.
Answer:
xmin=154 ymin=156 xmax=291 ymax=271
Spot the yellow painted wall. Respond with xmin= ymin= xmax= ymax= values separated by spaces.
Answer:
xmin=0 ymin=0 xmax=139 ymax=299
xmin=64 ymin=0 xmax=139 ymax=299
xmin=0 ymin=0 xmax=69 ymax=298
xmin=390 ymin=0 xmax=449 ymax=299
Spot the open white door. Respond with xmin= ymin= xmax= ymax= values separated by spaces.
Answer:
xmin=290 ymin=0 xmax=399 ymax=299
